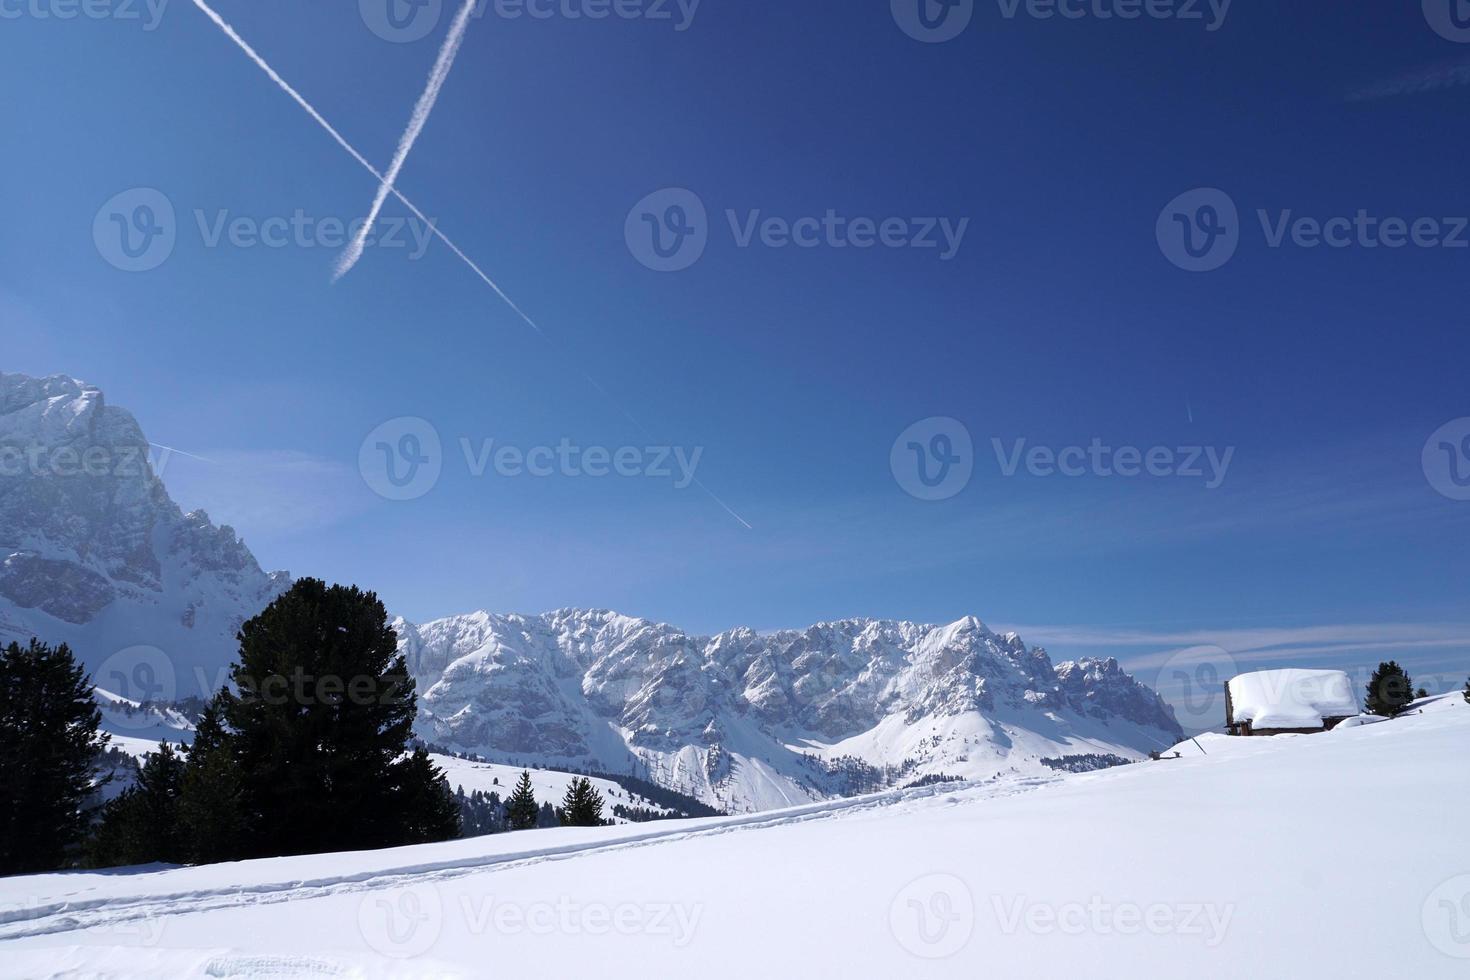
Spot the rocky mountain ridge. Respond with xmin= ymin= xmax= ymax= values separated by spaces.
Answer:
xmin=0 ymin=373 xmax=288 ymax=700
xmin=399 ymin=608 xmax=1183 ymax=812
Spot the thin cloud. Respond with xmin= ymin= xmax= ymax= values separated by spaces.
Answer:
xmin=998 ymin=622 xmax=1470 ymax=658
xmin=1003 ymin=621 xmax=1470 ymax=730
xmin=1002 ymin=621 xmax=1470 ymax=703
xmin=1348 ymin=59 xmax=1470 ymax=102
xmin=160 ymin=449 xmax=369 ymax=538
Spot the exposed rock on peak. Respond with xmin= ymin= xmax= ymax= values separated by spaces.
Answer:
xmin=0 ymin=372 xmax=288 ymax=698
xmin=403 ymin=608 xmax=1182 ymax=813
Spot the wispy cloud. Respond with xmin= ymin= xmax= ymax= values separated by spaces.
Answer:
xmin=1348 ymin=58 xmax=1470 ymax=102
xmin=332 ymin=0 xmax=477 ymax=281
xmin=159 ymin=449 xmax=369 ymax=538
xmin=998 ymin=622 xmax=1470 ymax=667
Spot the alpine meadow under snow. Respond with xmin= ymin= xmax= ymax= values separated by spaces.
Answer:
xmin=1 ymin=695 xmax=1465 ymax=977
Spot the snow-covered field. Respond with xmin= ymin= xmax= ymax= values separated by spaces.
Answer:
xmin=430 ymin=756 xmax=680 ymax=822
xmin=2 ymin=696 xmax=1465 ymax=978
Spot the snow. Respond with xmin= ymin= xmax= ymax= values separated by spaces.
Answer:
xmin=94 ymin=687 xmax=197 ymax=750
xmin=1226 ymin=668 xmax=1358 ymax=730
xmin=404 ymin=608 xmax=1183 ymax=813
xmin=430 ymin=756 xmax=678 ymax=823
xmin=1333 ymin=713 xmax=1390 ymax=730
xmin=2 ymin=691 xmax=1465 ymax=977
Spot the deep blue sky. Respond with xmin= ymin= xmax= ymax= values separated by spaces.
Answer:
xmin=4 ymin=0 xmax=1469 ymax=715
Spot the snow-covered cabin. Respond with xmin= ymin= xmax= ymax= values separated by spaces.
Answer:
xmin=1224 ymin=669 xmax=1359 ymax=736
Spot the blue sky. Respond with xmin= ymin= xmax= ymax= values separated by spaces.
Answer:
xmin=4 ymin=0 xmax=1470 ymax=718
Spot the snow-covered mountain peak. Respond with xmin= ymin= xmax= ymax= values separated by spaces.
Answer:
xmin=0 ymin=372 xmax=288 ymax=698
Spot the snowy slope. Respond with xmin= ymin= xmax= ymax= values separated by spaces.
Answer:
xmin=400 ymin=609 xmax=1183 ymax=812
xmin=93 ymin=687 xmax=198 ymax=750
xmin=420 ymin=756 xmax=683 ymax=824
xmin=1 ymin=694 xmax=1464 ymax=977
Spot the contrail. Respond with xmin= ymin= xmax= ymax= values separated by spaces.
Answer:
xmin=149 ymin=442 xmax=216 ymax=464
xmin=188 ymin=0 xmax=547 ymax=334
xmin=185 ymin=0 xmax=752 ymax=530
xmin=332 ymin=0 xmax=477 ymax=281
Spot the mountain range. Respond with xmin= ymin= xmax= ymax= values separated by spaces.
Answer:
xmin=1 ymin=371 xmax=1182 ymax=812
xmin=399 ymin=608 xmax=1183 ymax=811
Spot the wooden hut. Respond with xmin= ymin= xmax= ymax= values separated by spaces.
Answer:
xmin=1224 ymin=669 xmax=1358 ymax=736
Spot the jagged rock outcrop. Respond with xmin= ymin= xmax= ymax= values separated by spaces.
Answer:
xmin=402 ymin=609 xmax=1183 ymax=812
xmin=0 ymin=373 xmax=289 ymax=698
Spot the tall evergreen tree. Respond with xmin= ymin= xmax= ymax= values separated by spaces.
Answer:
xmin=0 ymin=639 xmax=109 ymax=874
xmin=177 ymin=694 xmax=244 ymax=864
xmin=222 ymin=578 xmax=456 ymax=857
xmin=389 ymin=747 xmax=462 ymax=844
xmin=1365 ymin=661 xmax=1414 ymax=717
xmin=507 ymin=770 xmax=539 ymax=830
xmin=1463 ymin=675 xmax=1469 ymax=705
xmin=559 ymin=776 xmax=606 ymax=827
xmin=90 ymin=743 xmax=187 ymax=867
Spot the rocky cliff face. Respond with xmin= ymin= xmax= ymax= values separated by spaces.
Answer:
xmin=0 ymin=373 xmax=288 ymax=699
xmin=402 ymin=609 xmax=1183 ymax=812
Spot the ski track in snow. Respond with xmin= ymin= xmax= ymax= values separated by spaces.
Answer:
xmin=0 ymin=773 xmax=1060 ymax=942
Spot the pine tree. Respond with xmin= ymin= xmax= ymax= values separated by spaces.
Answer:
xmin=1463 ymin=676 xmax=1469 ymax=705
xmin=136 ymin=742 xmax=186 ymax=860
xmin=177 ymin=694 xmax=244 ymax=864
xmin=0 ymin=639 xmax=109 ymax=874
xmin=537 ymin=800 xmax=560 ymax=829
xmin=91 ymin=743 xmax=187 ymax=866
xmin=560 ymin=777 xmax=606 ymax=827
xmin=1365 ymin=661 xmax=1415 ymax=717
xmin=507 ymin=770 xmax=539 ymax=830
xmin=222 ymin=578 xmax=455 ymax=857
xmin=389 ymin=747 xmax=461 ymax=844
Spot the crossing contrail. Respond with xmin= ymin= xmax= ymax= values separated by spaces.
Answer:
xmin=332 ymin=0 xmax=477 ymax=281
xmin=185 ymin=0 xmax=542 ymax=337
xmin=185 ymin=0 xmax=752 ymax=530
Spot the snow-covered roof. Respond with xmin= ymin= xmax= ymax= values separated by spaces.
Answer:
xmin=1227 ymin=669 xmax=1358 ymax=730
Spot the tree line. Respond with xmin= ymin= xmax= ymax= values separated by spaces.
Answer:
xmin=0 ymin=578 xmax=609 ymax=876
xmin=452 ymin=771 xmax=609 ymax=835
